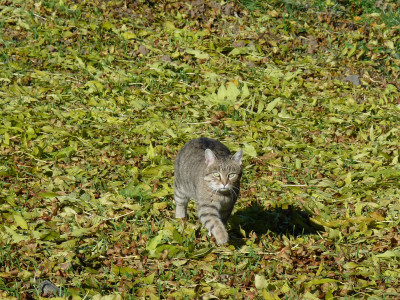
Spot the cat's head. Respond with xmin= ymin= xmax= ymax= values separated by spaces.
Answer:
xmin=203 ymin=149 xmax=243 ymax=194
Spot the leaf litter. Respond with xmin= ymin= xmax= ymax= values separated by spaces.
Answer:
xmin=0 ymin=0 xmax=400 ymax=298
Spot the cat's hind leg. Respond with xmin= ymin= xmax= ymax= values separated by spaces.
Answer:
xmin=174 ymin=183 xmax=189 ymax=219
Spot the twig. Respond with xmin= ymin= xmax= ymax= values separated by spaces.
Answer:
xmin=184 ymin=121 xmax=212 ymax=125
xmin=103 ymin=210 xmax=136 ymax=222
xmin=13 ymin=151 xmax=48 ymax=164
xmin=33 ymin=13 xmax=46 ymax=20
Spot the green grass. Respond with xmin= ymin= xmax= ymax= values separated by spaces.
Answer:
xmin=1 ymin=0 xmax=400 ymax=298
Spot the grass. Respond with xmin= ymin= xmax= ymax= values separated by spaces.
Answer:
xmin=1 ymin=0 xmax=400 ymax=298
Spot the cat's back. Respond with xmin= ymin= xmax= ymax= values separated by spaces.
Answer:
xmin=176 ymin=137 xmax=231 ymax=162
xmin=175 ymin=138 xmax=231 ymax=174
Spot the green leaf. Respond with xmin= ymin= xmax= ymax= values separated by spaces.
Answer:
xmin=153 ymin=202 xmax=167 ymax=211
xmin=295 ymin=158 xmax=302 ymax=170
xmin=185 ymin=49 xmax=209 ymax=60
xmin=13 ymin=214 xmax=28 ymax=230
xmin=262 ymin=289 xmax=276 ymax=300
xmin=102 ymin=21 xmax=112 ymax=30
xmin=84 ymin=80 xmax=104 ymax=94
xmin=217 ymin=84 xmax=228 ymax=101
xmin=241 ymin=83 xmax=250 ymax=99
xmin=347 ymin=43 xmax=357 ymax=58
xmin=112 ymin=266 xmax=140 ymax=275
xmin=150 ymin=244 xmax=183 ymax=258
xmin=344 ymin=172 xmax=352 ymax=186
xmin=188 ymin=247 xmax=212 ymax=259
xmin=229 ymin=47 xmax=248 ymax=57
xmin=375 ymin=250 xmax=400 ymax=259
xmin=172 ymin=229 xmax=183 ymax=244
xmin=225 ymin=82 xmax=240 ymax=101
xmin=121 ymin=31 xmax=136 ymax=40
xmin=3 ymin=226 xmax=29 ymax=243
xmin=39 ymin=231 xmax=61 ymax=241
xmin=343 ymin=262 xmax=358 ymax=269
xmin=38 ymin=192 xmax=59 ymax=198
xmin=243 ymin=143 xmax=257 ymax=158
xmin=369 ymin=125 xmax=374 ymax=141
xmin=143 ymin=272 xmax=155 ymax=284
xmin=266 ymin=98 xmax=281 ymax=112
xmin=146 ymin=233 xmax=165 ymax=251
xmin=3 ymin=131 xmax=9 ymax=145
xmin=239 ymin=225 xmax=246 ymax=238
xmin=68 ymin=227 xmax=91 ymax=238
xmin=146 ymin=143 xmax=155 ymax=159
xmin=304 ymin=278 xmax=338 ymax=288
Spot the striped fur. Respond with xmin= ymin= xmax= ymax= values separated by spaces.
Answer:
xmin=174 ymin=138 xmax=243 ymax=245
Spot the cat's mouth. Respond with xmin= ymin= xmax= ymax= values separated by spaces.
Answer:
xmin=218 ymin=187 xmax=231 ymax=194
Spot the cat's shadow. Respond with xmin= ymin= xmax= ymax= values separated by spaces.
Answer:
xmin=228 ymin=203 xmax=324 ymax=247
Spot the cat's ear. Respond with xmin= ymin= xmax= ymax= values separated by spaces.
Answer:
xmin=232 ymin=149 xmax=243 ymax=165
xmin=205 ymin=149 xmax=216 ymax=166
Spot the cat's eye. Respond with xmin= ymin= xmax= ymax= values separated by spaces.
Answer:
xmin=213 ymin=172 xmax=220 ymax=177
xmin=228 ymin=173 xmax=236 ymax=179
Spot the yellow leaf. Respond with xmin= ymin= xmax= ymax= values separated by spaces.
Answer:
xmin=385 ymin=40 xmax=395 ymax=50
xmin=255 ymin=274 xmax=268 ymax=290
xmin=267 ymin=10 xmax=279 ymax=18
xmin=369 ymin=211 xmax=385 ymax=221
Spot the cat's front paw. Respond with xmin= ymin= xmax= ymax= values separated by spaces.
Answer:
xmin=175 ymin=206 xmax=187 ymax=219
xmin=213 ymin=229 xmax=229 ymax=245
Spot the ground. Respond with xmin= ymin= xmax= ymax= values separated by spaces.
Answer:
xmin=0 ymin=0 xmax=400 ymax=299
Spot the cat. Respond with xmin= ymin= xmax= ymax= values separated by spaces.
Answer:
xmin=174 ymin=137 xmax=243 ymax=245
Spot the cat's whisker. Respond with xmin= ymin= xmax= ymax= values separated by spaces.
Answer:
xmin=230 ymin=189 xmax=238 ymax=198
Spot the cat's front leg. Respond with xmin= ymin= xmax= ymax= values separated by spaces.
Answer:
xmin=198 ymin=204 xmax=229 ymax=245
xmin=210 ymin=223 xmax=229 ymax=245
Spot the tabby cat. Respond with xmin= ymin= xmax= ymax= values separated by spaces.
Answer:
xmin=174 ymin=137 xmax=243 ymax=245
